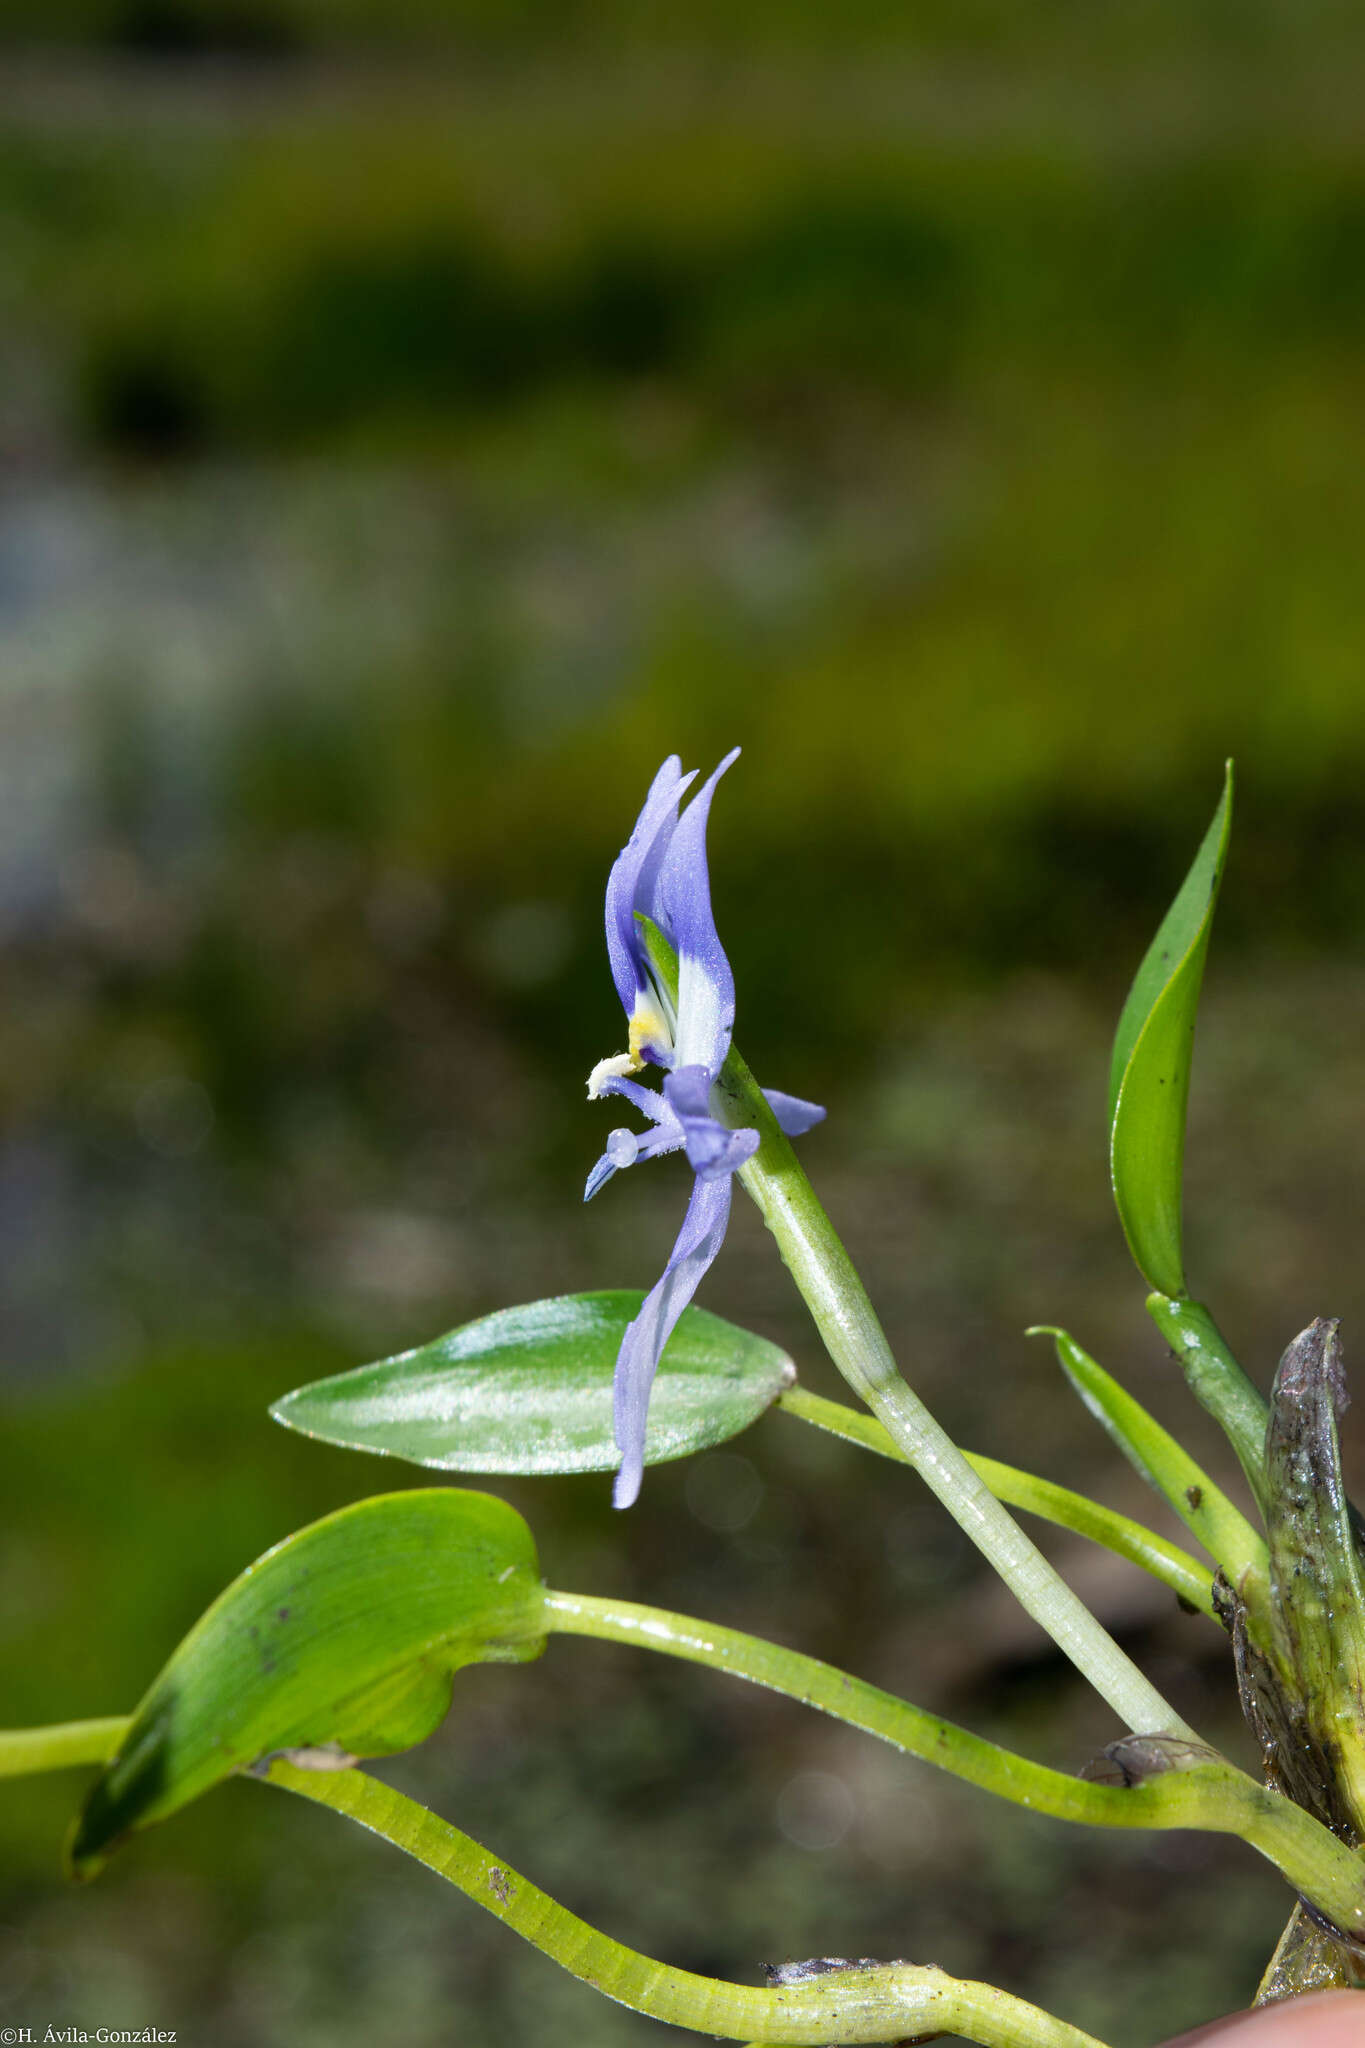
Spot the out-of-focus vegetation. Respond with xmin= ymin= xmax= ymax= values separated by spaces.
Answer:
xmin=2 ymin=6 xmax=1365 ymax=2044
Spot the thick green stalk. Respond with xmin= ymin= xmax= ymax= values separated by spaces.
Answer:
xmin=778 ymin=1385 xmax=1217 ymax=1618
xmin=0 ymin=1717 xmax=126 ymax=1776
xmin=715 ymin=1049 xmax=1188 ymax=1737
xmin=263 ymin=1757 xmax=1110 ymax=2047
xmin=542 ymin=1588 xmax=1365 ymax=1936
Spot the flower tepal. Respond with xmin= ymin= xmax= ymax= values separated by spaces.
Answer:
xmin=586 ymin=751 xmax=824 ymax=1508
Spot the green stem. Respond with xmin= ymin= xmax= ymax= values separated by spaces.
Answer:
xmin=1032 ymin=1326 xmax=1268 ymax=1586
xmin=8 ymin=1688 xmax=1365 ymax=1965
xmin=1146 ymin=1293 xmax=1270 ymax=1512
xmin=717 ymin=1049 xmax=1188 ymax=1738
xmin=541 ymin=1587 xmax=1365 ymax=1936
xmin=262 ymin=1757 xmax=1111 ymax=2046
xmin=0 ymin=1717 xmax=126 ymax=1776
xmin=778 ymin=1385 xmax=1217 ymax=1619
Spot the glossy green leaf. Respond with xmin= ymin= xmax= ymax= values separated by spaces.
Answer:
xmin=1109 ymin=763 xmax=1233 ymax=1298
xmin=69 ymin=1489 xmax=545 ymax=1878
xmin=270 ymin=1292 xmax=795 ymax=1474
xmin=1030 ymin=1326 xmax=1266 ymax=1584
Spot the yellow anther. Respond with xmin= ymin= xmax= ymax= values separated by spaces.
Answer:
xmin=628 ymin=1001 xmax=671 ymax=1065
xmin=586 ymin=999 xmax=673 ymax=1101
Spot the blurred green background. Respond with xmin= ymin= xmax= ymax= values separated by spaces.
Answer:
xmin=3 ymin=4 xmax=1365 ymax=2042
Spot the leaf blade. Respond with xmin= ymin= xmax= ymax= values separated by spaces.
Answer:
xmin=1031 ymin=1325 xmax=1266 ymax=1583
xmin=1109 ymin=764 xmax=1233 ymax=1297
xmin=270 ymin=1292 xmax=795 ymax=1475
xmin=69 ymin=1488 xmax=545 ymax=1877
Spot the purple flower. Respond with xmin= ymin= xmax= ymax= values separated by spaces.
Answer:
xmin=586 ymin=752 xmax=824 ymax=1507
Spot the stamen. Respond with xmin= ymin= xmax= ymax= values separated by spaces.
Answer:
xmin=587 ymin=1052 xmax=638 ymax=1100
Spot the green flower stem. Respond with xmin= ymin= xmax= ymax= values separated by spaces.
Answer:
xmin=541 ymin=1587 xmax=1365 ymax=1935
xmin=777 ymin=1385 xmax=1217 ymax=1619
xmin=1146 ymin=1293 xmax=1270 ymax=1512
xmin=0 ymin=1717 xmax=126 ymax=1777
xmin=715 ymin=1050 xmax=1188 ymax=1738
xmin=263 ymin=1757 xmax=1110 ymax=2047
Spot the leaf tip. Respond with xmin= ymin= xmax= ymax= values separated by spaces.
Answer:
xmin=1025 ymin=1326 xmax=1075 ymax=1370
xmin=63 ymin=1835 xmax=107 ymax=1885
xmin=65 ymin=1767 xmax=137 ymax=1883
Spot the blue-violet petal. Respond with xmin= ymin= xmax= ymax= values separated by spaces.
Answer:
xmin=763 ymin=1088 xmax=827 ymax=1137
xmin=611 ymin=1171 xmax=734 ymax=1509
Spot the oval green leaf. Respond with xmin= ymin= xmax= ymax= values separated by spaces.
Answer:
xmin=1109 ymin=763 xmax=1233 ymax=1297
xmin=269 ymin=1292 xmax=796 ymax=1475
xmin=69 ymin=1488 xmax=545 ymax=1878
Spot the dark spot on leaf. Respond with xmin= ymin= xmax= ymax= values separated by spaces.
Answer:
xmin=1185 ymin=1485 xmax=1203 ymax=1510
